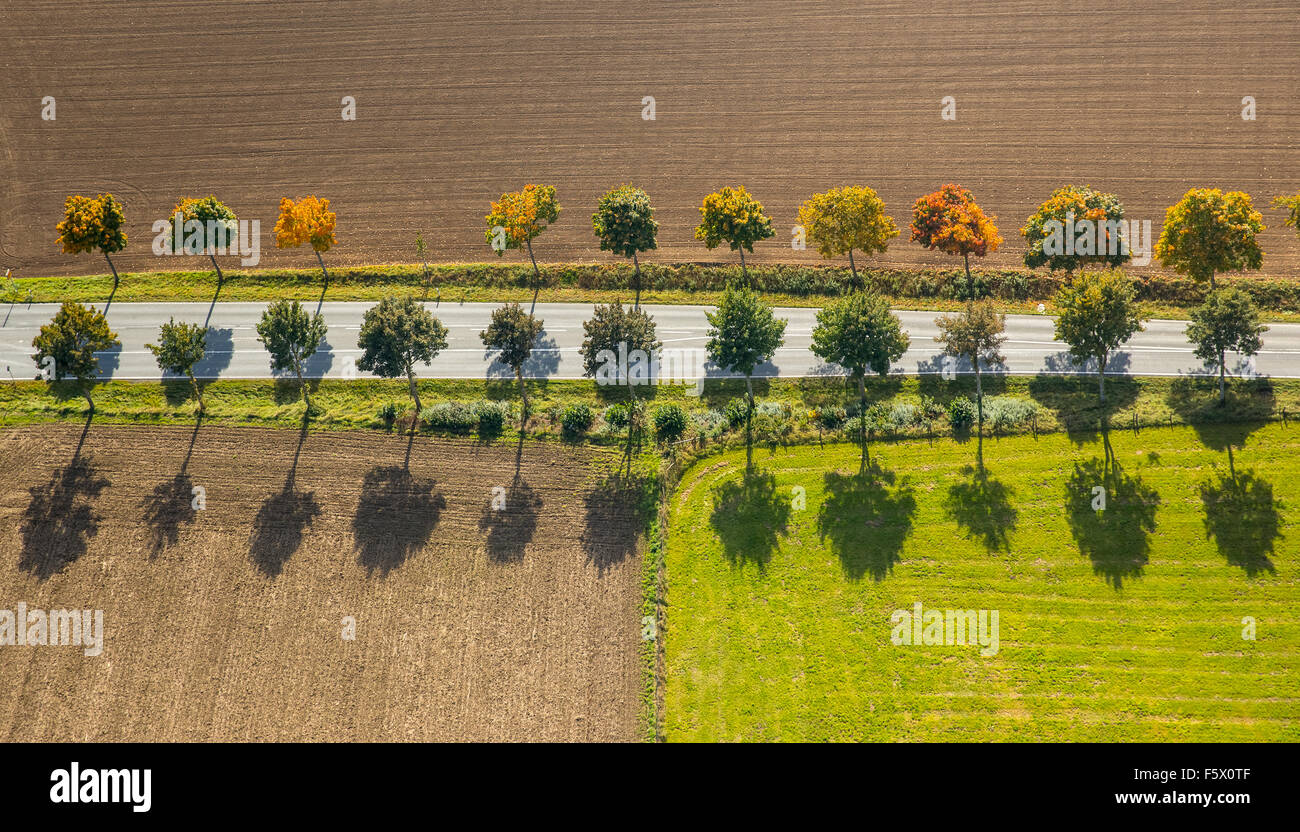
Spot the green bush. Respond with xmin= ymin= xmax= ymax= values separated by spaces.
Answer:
xmin=887 ymin=402 xmax=919 ymax=430
xmin=948 ymin=397 xmax=977 ymax=431
xmin=475 ymin=400 xmax=510 ymax=436
xmin=377 ymin=401 xmax=399 ymax=429
xmin=691 ymin=409 xmax=729 ymax=440
xmin=723 ymin=397 xmax=752 ymax=427
xmin=653 ymin=403 xmax=688 ymax=441
xmin=421 ymin=401 xmax=477 ymax=433
xmin=814 ymin=404 xmax=847 ymax=429
xmin=984 ymin=396 xmax=1039 ymax=433
xmin=603 ymin=403 xmax=629 ymax=429
xmin=561 ymin=403 xmax=594 ymax=436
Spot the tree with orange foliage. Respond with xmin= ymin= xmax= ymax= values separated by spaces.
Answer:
xmin=56 ymin=193 xmax=127 ymax=288
xmin=910 ymin=184 xmax=1002 ymax=300
xmin=485 ymin=184 xmax=560 ymax=313
xmin=274 ymin=196 xmax=338 ymax=286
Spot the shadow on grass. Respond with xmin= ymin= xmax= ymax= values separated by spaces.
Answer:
xmin=1026 ymin=372 xmax=1139 ymax=445
xmin=19 ymin=418 xmax=110 ymax=581
xmin=1165 ymin=374 xmax=1274 ymax=451
xmin=817 ymin=461 xmax=916 ymax=581
xmin=1064 ymin=431 xmax=1160 ymax=589
xmin=1199 ymin=448 xmax=1280 ymax=577
xmin=709 ymin=465 xmax=791 ymax=571
xmin=944 ymin=436 xmax=1017 ymax=553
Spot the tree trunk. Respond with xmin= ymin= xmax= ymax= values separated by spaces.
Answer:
xmin=407 ymin=368 xmax=422 ymax=426
xmin=962 ymin=252 xmax=973 ymax=300
xmin=738 ymin=247 xmax=748 ymax=285
xmin=1218 ymin=349 xmax=1227 ymax=405
xmin=208 ymin=252 xmax=224 ymax=285
xmin=857 ymin=372 xmax=868 ymax=466
xmin=1098 ymin=351 xmax=1107 ymax=403
xmin=103 ymin=251 xmax=120 ymax=287
xmin=974 ymin=358 xmax=983 ymax=430
xmin=82 ymin=385 xmax=94 ymax=414
xmin=517 ymin=366 xmax=528 ymax=422
xmin=848 ymin=249 xmax=858 ymax=291
xmin=296 ymin=358 xmax=310 ymax=410
xmin=526 ymin=238 xmax=541 ymax=314
xmin=632 ymin=251 xmax=641 ymax=309
xmin=314 ymin=249 xmax=330 ymax=287
xmin=745 ymin=374 xmax=754 ymax=409
xmin=189 ymin=371 xmax=204 ymax=412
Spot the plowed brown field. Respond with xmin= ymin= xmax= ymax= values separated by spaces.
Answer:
xmin=2 ymin=1 xmax=1297 ymax=278
xmin=0 ymin=422 xmax=644 ymax=741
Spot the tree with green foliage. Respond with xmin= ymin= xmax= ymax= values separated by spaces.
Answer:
xmin=56 ymin=193 xmax=128 ymax=288
xmin=1021 ymin=184 xmax=1130 ymax=274
xmin=1186 ymin=288 xmax=1268 ymax=405
xmin=256 ymin=299 xmax=327 ymax=411
xmin=694 ymin=186 xmax=774 ymax=284
xmin=480 ymin=302 xmax=544 ymax=420
xmin=810 ymin=292 xmax=909 ymax=464
xmin=934 ymin=301 xmax=1007 ymax=430
xmin=580 ymin=301 xmax=661 ymax=401
xmin=146 ymin=318 xmax=209 ymax=411
xmin=1155 ymin=188 xmax=1264 ymax=289
xmin=592 ymin=185 xmax=658 ymax=308
xmin=797 ymin=185 xmax=899 ymax=290
xmin=357 ymin=295 xmax=449 ymax=422
xmin=705 ymin=285 xmax=787 ymax=408
xmin=167 ymin=195 xmax=240 ymax=284
xmin=1051 ymin=271 xmax=1145 ymax=403
xmin=31 ymin=301 xmax=120 ymax=412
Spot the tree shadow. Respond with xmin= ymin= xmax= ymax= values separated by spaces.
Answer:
xmin=353 ymin=462 xmax=445 ymax=577
xmin=141 ymin=415 xmax=203 ymax=557
xmin=817 ymin=461 xmax=917 ymax=581
xmin=709 ymin=465 xmax=792 ymax=572
xmin=1064 ymin=429 xmax=1160 ymax=589
xmin=1165 ymin=374 xmax=1273 ymax=451
xmin=478 ymin=433 xmax=541 ymax=563
xmin=192 ymin=326 xmax=234 ymax=378
xmin=19 ymin=416 xmax=111 ymax=581
xmin=485 ymin=330 xmax=562 ymax=379
xmin=1027 ymin=370 xmax=1140 ymax=445
xmin=1199 ymin=448 xmax=1280 ymax=576
xmin=582 ymin=473 xmax=654 ymax=575
xmin=248 ymin=418 xmax=321 ymax=578
xmin=944 ymin=435 xmax=1017 ymax=553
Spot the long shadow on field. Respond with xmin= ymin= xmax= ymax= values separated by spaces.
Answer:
xmin=1064 ymin=429 xmax=1160 ymax=589
xmin=141 ymin=415 xmax=203 ymax=557
xmin=249 ymin=419 xmax=321 ymax=578
xmin=1026 ymin=370 xmax=1139 ymax=445
xmin=478 ymin=435 xmax=541 ymax=563
xmin=1199 ymin=447 xmax=1280 ymax=577
xmin=353 ymin=461 xmax=446 ymax=576
xmin=710 ymin=466 xmax=791 ymax=572
xmin=582 ymin=473 xmax=654 ymax=575
xmin=1165 ymin=374 xmax=1272 ymax=450
xmin=19 ymin=416 xmax=111 ymax=581
xmin=818 ymin=461 xmax=916 ymax=582
xmin=944 ymin=435 xmax=1017 ymax=553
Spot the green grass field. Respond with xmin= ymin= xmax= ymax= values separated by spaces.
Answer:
xmin=664 ymin=423 xmax=1299 ymax=741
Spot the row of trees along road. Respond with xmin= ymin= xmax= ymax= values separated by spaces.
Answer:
xmin=50 ymin=185 xmax=1300 ymax=302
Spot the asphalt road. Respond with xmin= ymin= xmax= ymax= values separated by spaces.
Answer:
xmin=3 ymin=300 xmax=1299 ymax=383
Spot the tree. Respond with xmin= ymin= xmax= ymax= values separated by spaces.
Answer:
xmin=910 ymin=184 xmax=1002 ymax=299
xmin=31 ymin=301 xmax=120 ymax=412
xmin=934 ymin=301 xmax=1007 ymax=429
xmin=357 ymin=295 xmax=448 ymax=423
xmin=705 ymin=285 xmax=787 ymax=408
xmin=1273 ymin=191 xmax=1300 ymax=241
xmin=797 ymin=186 xmax=899 ymax=290
xmin=56 ymin=194 xmax=127 ymax=288
xmin=480 ymin=302 xmax=543 ymax=420
xmin=1186 ymin=288 xmax=1267 ymax=405
xmin=146 ymin=319 xmax=209 ymax=411
xmin=1155 ymin=188 xmax=1264 ymax=289
xmin=1051 ymin=271 xmax=1145 ymax=403
xmin=810 ymin=292 xmax=910 ymax=463
xmin=592 ymin=185 xmax=658 ymax=308
xmin=168 ymin=196 xmax=239 ymax=284
xmin=579 ymin=301 xmax=661 ymax=401
xmin=256 ymin=300 xmax=327 ymax=411
xmin=485 ymin=184 xmax=560 ymax=313
xmin=1021 ymin=185 xmax=1129 ymax=274
xmin=694 ymin=186 xmax=774 ymax=284
xmin=274 ymin=195 xmax=338 ymax=286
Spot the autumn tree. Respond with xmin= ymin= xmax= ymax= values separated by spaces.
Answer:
xmin=1186 ymin=288 xmax=1268 ymax=405
xmin=1155 ymin=188 xmax=1264 ymax=289
xmin=810 ymin=292 xmax=909 ymax=464
xmin=592 ymin=185 xmax=658 ymax=308
xmin=56 ymin=194 xmax=127 ymax=288
xmin=275 ymin=195 xmax=338 ymax=286
xmin=485 ymin=184 xmax=560 ymax=313
xmin=910 ymin=184 xmax=1002 ymax=300
xmin=1273 ymin=191 xmax=1300 ymax=241
xmin=31 ymin=301 xmax=120 ymax=412
xmin=480 ymin=302 xmax=544 ymax=420
xmin=705 ymin=285 xmax=786 ymax=409
xmin=168 ymin=196 xmax=239 ymax=284
xmin=694 ymin=186 xmax=774 ymax=285
xmin=256 ymin=300 xmax=327 ymax=412
xmin=357 ymin=295 xmax=448 ymax=425
xmin=146 ymin=319 xmax=209 ymax=411
xmin=1022 ymin=185 xmax=1129 ymax=273
xmin=934 ymin=301 xmax=1007 ymax=429
xmin=579 ymin=301 xmax=661 ymax=401
xmin=1051 ymin=271 xmax=1145 ymax=403
xmin=797 ymin=186 xmax=899 ymax=290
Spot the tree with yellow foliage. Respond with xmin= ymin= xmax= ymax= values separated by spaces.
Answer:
xmin=1155 ymin=188 xmax=1263 ymax=289
xmin=275 ymin=196 xmax=338 ymax=286
xmin=796 ymin=186 xmax=898 ymax=290
xmin=694 ymin=186 xmax=774 ymax=285
xmin=56 ymin=193 xmax=127 ymax=288
xmin=485 ymin=184 xmax=560 ymax=313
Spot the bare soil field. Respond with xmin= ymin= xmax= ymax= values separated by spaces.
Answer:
xmin=2 ymin=1 xmax=1297 ymax=278
xmin=0 ymin=422 xmax=644 ymax=741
